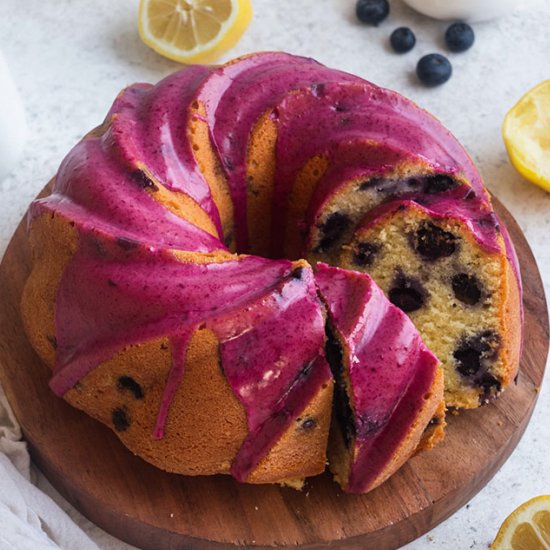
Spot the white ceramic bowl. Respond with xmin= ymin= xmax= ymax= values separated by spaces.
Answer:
xmin=401 ymin=0 xmax=517 ymax=22
xmin=0 ymin=51 xmax=27 ymax=181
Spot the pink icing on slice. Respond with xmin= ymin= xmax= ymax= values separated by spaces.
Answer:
xmin=315 ymin=263 xmax=439 ymax=493
xmin=269 ymin=81 xmax=489 ymax=256
xmin=356 ymin=197 xmax=502 ymax=253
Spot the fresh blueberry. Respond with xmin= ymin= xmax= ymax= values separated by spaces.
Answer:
xmin=356 ymin=0 xmax=390 ymax=26
xmin=445 ymin=22 xmax=475 ymax=53
xmin=390 ymin=27 xmax=416 ymax=53
xmin=416 ymin=54 xmax=452 ymax=87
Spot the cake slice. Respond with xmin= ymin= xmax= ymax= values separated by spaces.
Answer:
xmin=338 ymin=199 xmax=522 ymax=408
xmin=315 ymin=262 xmax=444 ymax=493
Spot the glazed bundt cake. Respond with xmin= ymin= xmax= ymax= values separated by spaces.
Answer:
xmin=21 ymin=52 xmax=522 ymax=491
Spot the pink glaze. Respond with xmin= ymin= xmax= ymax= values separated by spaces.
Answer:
xmin=107 ymin=66 xmax=225 ymax=237
xmin=193 ymin=52 xmax=361 ymax=250
xmin=49 ymin=231 xmax=331 ymax=473
xmin=315 ymin=263 xmax=439 ymax=493
xmin=31 ymin=135 xmax=222 ymax=253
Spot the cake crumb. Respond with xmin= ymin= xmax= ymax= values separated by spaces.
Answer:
xmin=170 ymin=513 xmax=174 ymax=518
xmin=254 ymin=506 xmax=258 ymax=511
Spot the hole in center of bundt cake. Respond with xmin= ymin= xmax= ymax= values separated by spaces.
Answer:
xmin=324 ymin=325 xmax=355 ymax=449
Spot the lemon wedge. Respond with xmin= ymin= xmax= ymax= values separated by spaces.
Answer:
xmin=503 ymin=80 xmax=550 ymax=193
xmin=138 ymin=0 xmax=252 ymax=64
xmin=491 ymin=495 xmax=550 ymax=549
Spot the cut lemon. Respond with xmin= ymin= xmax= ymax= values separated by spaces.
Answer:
xmin=503 ymin=80 xmax=550 ymax=193
xmin=491 ymin=495 xmax=550 ymax=549
xmin=138 ymin=0 xmax=252 ymax=64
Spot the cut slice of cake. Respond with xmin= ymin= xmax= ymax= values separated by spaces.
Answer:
xmin=315 ymin=262 xmax=444 ymax=494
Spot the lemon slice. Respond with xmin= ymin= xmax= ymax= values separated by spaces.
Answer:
xmin=503 ymin=80 xmax=550 ymax=193
xmin=491 ymin=495 xmax=550 ymax=549
xmin=138 ymin=0 xmax=252 ymax=64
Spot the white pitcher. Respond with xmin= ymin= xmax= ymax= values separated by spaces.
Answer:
xmin=0 ymin=51 xmax=27 ymax=181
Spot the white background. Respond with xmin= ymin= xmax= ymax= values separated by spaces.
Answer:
xmin=0 ymin=0 xmax=549 ymax=548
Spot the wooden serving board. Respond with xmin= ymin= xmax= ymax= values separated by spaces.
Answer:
xmin=0 ymin=195 xmax=547 ymax=550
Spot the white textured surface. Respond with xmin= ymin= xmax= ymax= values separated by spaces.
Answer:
xmin=0 ymin=0 xmax=549 ymax=548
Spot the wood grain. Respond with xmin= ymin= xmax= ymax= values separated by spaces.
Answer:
xmin=0 ymin=195 xmax=547 ymax=550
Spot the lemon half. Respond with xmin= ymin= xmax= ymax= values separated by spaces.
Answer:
xmin=491 ymin=495 xmax=550 ymax=549
xmin=138 ymin=0 xmax=252 ymax=64
xmin=503 ymin=80 xmax=550 ymax=193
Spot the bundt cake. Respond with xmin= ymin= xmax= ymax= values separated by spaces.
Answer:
xmin=20 ymin=51 xmax=522 ymax=491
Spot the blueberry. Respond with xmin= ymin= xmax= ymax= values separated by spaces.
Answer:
xmin=452 ymin=273 xmax=483 ymax=306
xmin=356 ymin=0 xmax=389 ymax=26
xmin=445 ymin=22 xmax=475 ymax=53
xmin=315 ymin=212 xmax=351 ymax=253
xmin=352 ymin=241 xmax=381 ymax=267
xmin=301 ymin=418 xmax=317 ymax=430
xmin=117 ymin=376 xmax=144 ymax=399
xmin=454 ymin=330 xmax=500 ymax=379
xmin=390 ymin=27 xmax=416 ymax=53
xmin=112 ymin=407 xmax=130 ymax=432
xmin=424 ymin=174 xmax=457 ymax=194
xmin=413 ymin=222 xmax=457 ymax=261
xmin=388 ymin=273 xmax=426 ymax=313
xmin=416 ymin=54 xmax=452 ymax=87
xmin=131 ymin=169 xmax=158 ymax=191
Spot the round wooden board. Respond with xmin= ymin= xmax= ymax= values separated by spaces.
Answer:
xmin=0 ymin=194 xmax=547 ymax=550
